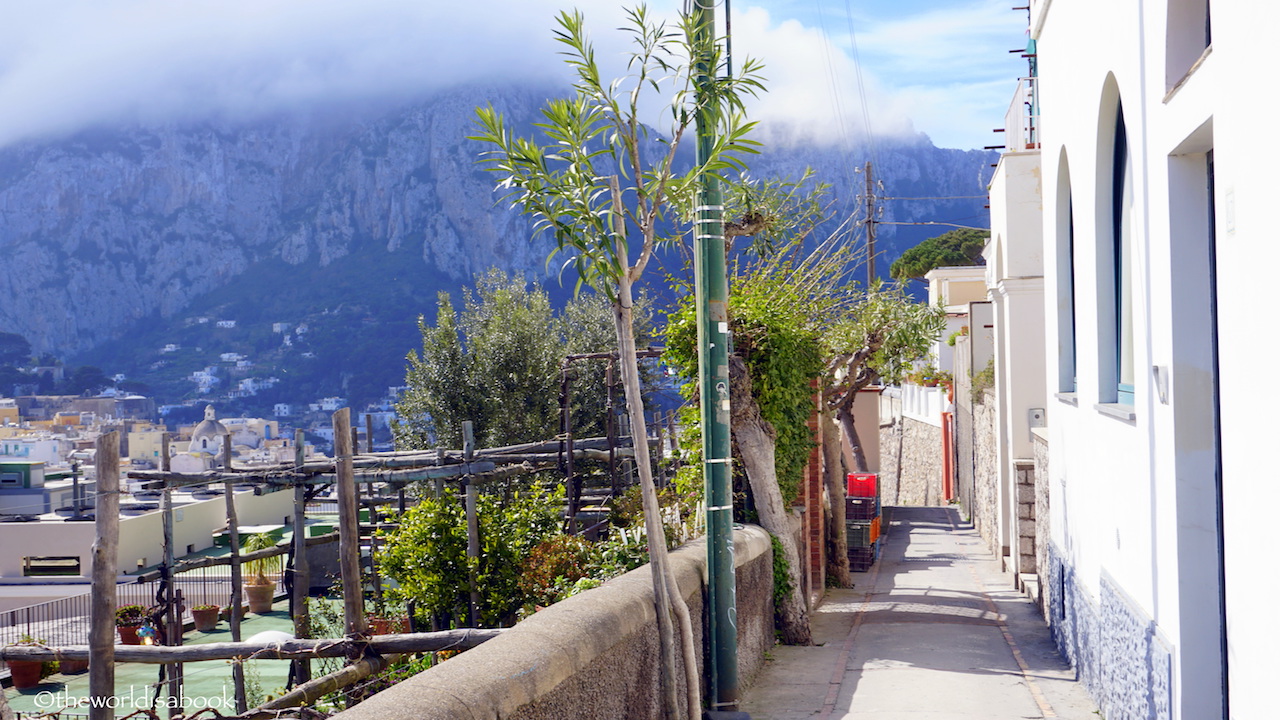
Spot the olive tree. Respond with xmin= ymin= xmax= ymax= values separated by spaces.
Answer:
xmin=471 ymin=7 xmax=762 ymax=718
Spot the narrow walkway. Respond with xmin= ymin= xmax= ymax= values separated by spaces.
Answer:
xmin=741 ymin=506 xmax=1099 ymax=719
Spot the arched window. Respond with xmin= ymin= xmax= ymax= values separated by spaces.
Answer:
xmin=1113 ymin=106 xmax=1135 ymax=405
xmin=1056 ymin=151 xmax=1077 ymax=393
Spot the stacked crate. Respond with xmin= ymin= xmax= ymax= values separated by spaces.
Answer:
xmin=845 ymin=473 xmax=882 ymax=572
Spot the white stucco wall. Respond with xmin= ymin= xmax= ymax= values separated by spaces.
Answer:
xmin=0 ymin=488 xmax=294 ymax=578
xmin=1033 ymin=1 xmax=1279 ymax=717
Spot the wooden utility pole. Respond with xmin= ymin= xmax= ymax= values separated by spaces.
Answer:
xmin=89 ymin=431 xmax=120 ymax=720
xmin=291 ymin=428 xmax=311 ymax=684
xmin=864 ymin=160 xmax=878 ymax=284
xmin=334 ymin=409 xmax=367 ymax=636
xmin=223 ymin=441 xmax=247 ymax=713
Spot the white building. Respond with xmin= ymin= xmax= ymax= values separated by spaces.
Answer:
xmin=1015 ymin=1 xmax=1277 ymax=717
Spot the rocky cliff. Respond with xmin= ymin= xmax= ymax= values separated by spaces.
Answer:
xmin=0 ymin=85 xmax=992 ymax=406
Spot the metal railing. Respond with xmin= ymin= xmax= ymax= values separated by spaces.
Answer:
xmin=1004 ymin=76 xmax=1040 ymax=151
xmin=0 ymin=563 xmax=237 ymax=674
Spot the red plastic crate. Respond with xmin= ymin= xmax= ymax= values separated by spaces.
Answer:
xmin=847 ymin=473 xmax=878 ymax=497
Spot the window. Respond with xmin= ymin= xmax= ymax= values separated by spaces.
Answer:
xmin=1056 ymin=152 xmax=1077 ymax=393
xmin=1095 ymin=86 xmax=1135 ymax=410
xmin=1166 ymin=0 xmax=1212 ymax=89
xmin=23 ymin=556 xmax=82 ymax=577
xmin=1113 ymin=107 xmax=1135 ymax=405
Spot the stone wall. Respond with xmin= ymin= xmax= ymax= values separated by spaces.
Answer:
xmin=971 ymin=390 xmax=999 ymax=557
xmin=1015 ymin=460 xmax=1036 ymax=574
xmin=333 ymin=526 xmax=775 ymax=720
xmin=880 ymin=412 xmax=901 ymax=507
xmin=878 ymin=415 xmax=942 ymax=506
xmin=1032 ymin=432 xmax=1051 ymax=616
xmin=1047 ymin=543 xmax=1172 ymax=720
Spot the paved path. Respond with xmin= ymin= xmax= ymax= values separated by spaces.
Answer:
xmin=740 ymin=506 xmax=1099 ymax=720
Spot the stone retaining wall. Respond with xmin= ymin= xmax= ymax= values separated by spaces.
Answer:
xmin=878 ymin=415 xmax=941 ymax=506
xmin=1032 ymin=431 xmax=1051 ymax=616
xmin=333 ymin=526 xmax=775 ymax=720
xmin=972 ymin=390 xmax=999 ymax=556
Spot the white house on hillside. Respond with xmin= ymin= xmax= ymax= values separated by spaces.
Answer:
xmin=1012 ymin=1 xmax=1277 ymax=718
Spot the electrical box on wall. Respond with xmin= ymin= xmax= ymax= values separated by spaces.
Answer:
xmin=1029 ymin=408 xmax=1046 ymax=428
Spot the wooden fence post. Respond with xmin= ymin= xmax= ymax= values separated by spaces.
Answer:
xmin=223 ymin=440 xmax=247 ymax=714
xmin=89 ymin=431 xmax=120 ymax=720
xmin=334 ymin=409 xmax=367 ymax=636
xmin=160 ymin=433 xmax=183 ymax=715
xmin=463 ymin=421 xmax=479 ymax=627
xmin=292 ymin=428 xmax=311 ymax=684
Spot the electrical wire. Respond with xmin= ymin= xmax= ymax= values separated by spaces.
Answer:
xmin=881 ymin=195 xmax=990 ymax=201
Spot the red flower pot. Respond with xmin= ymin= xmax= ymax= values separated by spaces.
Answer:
xmin=7 ymin=658 xmax=44 ymax=689
xmin=117 ymin=625 xmax=142 ymax=645
xmin=192 ymin=607 xmax=221 ymax=632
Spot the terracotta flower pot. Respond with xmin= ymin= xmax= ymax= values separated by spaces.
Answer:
xmin=117 ymin=625 xmax=142 ymax=645
xmin=59 ymin=657 xmax=90 ymax=674
xmin=245 ymin=582 xmax=276 ymax=613
xmin=368 ymin=615 xmax=410 ymax=635
xmin=192 ymin=607 xmax=220 ymax=632
xmin=6 ymin=658 xmax=43 ymax=689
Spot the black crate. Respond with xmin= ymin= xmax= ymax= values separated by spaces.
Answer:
xmin=845 ymin=496 xmax=878 ymax=521
xmin=846 ymin=520 xmax=873 ymax=548
xmin=847 ymin=541 xmax=877 ymax=572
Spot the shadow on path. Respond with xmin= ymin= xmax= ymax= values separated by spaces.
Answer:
xmin=740 ymin=506 xmax=1100 ymax=720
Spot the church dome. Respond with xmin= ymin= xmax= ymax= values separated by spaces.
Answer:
xmin=190 ymin=405 xmax=229 ymax=454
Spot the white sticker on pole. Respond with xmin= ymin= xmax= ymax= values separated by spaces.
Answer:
xmin=718 ymin=322 xmax=728 ymax=334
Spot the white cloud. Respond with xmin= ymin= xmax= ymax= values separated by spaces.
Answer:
xmin=0 ymin=0 xmax=1024 ymax=150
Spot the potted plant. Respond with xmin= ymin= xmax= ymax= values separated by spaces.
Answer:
xmin=116 ymin=605 xmax=148 ymax=645
xmin=367 ymin=599 xmax=410 ymax=635
xmin=242 ymin=532 xmax=282 ymax=613
xmin=4 ymin=635 xmax=53 ymax=689
xmin=191 ymin=604 xmax=221 ymax=632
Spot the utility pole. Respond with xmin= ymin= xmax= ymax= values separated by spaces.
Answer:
xmin=692 ymin=0 xmax=739 ymax=713
xmin=864 ymin=160 xmax=878 ymax=285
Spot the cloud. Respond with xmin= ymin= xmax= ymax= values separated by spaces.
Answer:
xmin=0 ymin=0 xmax=579 ymax=146
xmin=0 ymin=0 xmax=1023 ymax=151
xmin=727 ymin=7 xmax=919 ymax=148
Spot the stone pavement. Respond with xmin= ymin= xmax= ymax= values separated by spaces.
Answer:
xmin=740 ymin=506 xmax=1099 ymax=720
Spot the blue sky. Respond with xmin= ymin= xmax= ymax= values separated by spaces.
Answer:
xmin=0 ymin=0 xmax=1029 ymax=150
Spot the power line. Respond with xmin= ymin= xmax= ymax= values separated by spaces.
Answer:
xmin=876 ymin=221 xmax=992 ymax=231
xmin=880 ymin=195 xmax=990 ymax=201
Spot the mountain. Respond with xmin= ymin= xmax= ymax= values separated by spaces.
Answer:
xmin=0 ymin=86 xmax=993 ymax=412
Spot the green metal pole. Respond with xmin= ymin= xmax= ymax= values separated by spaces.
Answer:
xmin=692 ymin=0 xmax=738 ymax=711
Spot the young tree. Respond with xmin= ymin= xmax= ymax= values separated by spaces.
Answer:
xmin=393 ymin=269 xmax=642 ymax=450
xmin=471 ymin=8 xmax=762 ymax=718
xmin=825 ymin=283 xmax=945 ymax=472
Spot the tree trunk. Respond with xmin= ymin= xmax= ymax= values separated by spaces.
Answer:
xmin=821 ymin=407 xmax=852 ymax=588
xmin=836 ymin=403 xmax=869 ymax=473
xmin=615 ymin=271 xmax=701 ymax=720
xmin=728 ymin=357 xmax=812 ymax=645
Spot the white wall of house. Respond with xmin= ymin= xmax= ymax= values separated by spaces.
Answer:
xmin=1032 ymin=1 xmax=1278 ymax=717
xmin=0 ymin=489 xmax=294 ymax=578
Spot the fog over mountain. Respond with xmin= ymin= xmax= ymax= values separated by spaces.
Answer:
xmin=0 ymin=84 xmax=991 ymax=408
